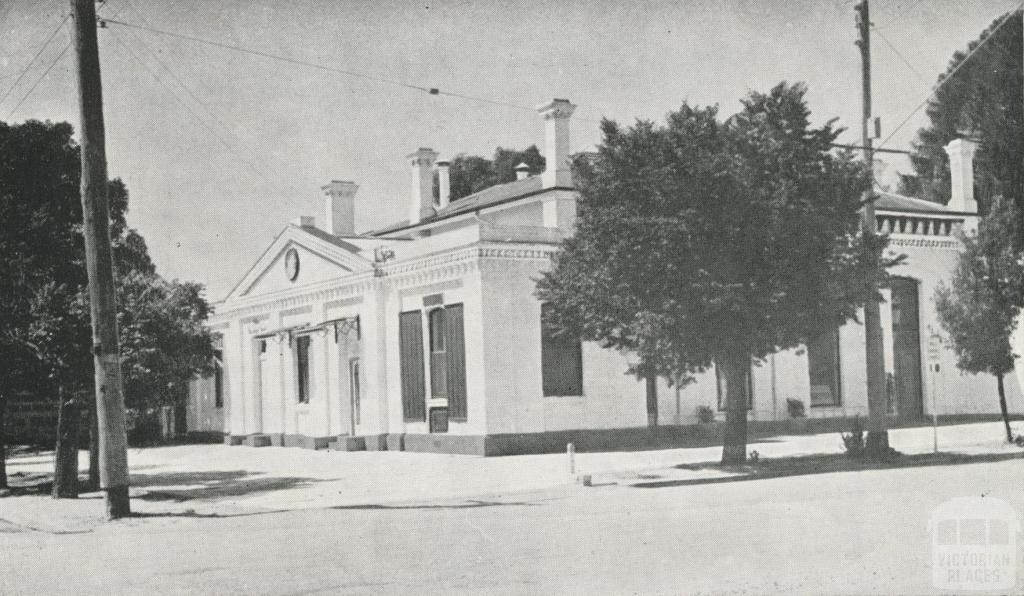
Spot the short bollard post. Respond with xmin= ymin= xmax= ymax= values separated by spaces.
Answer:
xmin=567 ymin=442 xmax=575 ymax=475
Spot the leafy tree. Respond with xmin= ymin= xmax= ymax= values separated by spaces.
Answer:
xmin=0 ymin=120 xmax=87 ymax=490
xmin=901 ymin=10 xmax=1021 ymax=229
xmin=537 ymin=83 xmax=892 ymax=464
xmin=436 ymin=145 xmax=545 ymax=201
xmin=936 ymin=200 xmax=1024 ymax=443
xmin=117 ymin=272 xmax=214 ymax=412
xmin=0 ymin=120 xmax=212 ymax=491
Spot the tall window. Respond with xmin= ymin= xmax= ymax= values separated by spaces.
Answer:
xmin=296 ymin=335 xmax=311 ymax=404
xmin=716 ymin=361 xmax=753 ymax=411
xmin=808 ymin=326 xmax=842 ymax=407
xmin=213 ymin=349 xmax=224 ymax=408
xmin=429 ymin=308 xmax=447 ymax=398
xmin=541 ymin=304 xmax=583 ymax=396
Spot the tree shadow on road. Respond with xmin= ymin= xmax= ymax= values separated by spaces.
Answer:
xmin=631 ymin=450 xmax=1024 ymax=489
xmin=328 ymin=499 xmax=541 ymax=511
xmin=131 ymin=470 xmax=329 ymax=502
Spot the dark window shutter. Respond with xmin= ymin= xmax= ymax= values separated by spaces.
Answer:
xmin=296 ymin=335 xmax=311 ymax=404
xmin=808 ymin=326 xmax=842 ymax=407
xmin=541 ymin=304 xmax=583 ymax=396
xmin=399 ymin=310 xmax=426 ymax=422
xmin=445 ymin=304 xmax=467 ymax=421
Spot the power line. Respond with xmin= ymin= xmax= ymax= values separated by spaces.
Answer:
xmin=873 ymin=0 xmax=927 ymax=31
xmin=100 ymin=17 xmax=550 ymax=116
xmin=0 ymin=13 xmax=70 ymax=110
xmin=104 ymin=19 xmax=441 ymax=95
xmin=115 ymin=5 xmax=250 ymax=158
xmin=871 ymin=26 xmax=928 ymax=83
xmin=876 ymin=2 xmax=1023 ymax=150
xmin=6 ymin=40 xmax=71 ymax=119
xmin=107 ymin=28 xmax=272 ymax=183
xmin=830 ymin=143 xmax=910 ymax=155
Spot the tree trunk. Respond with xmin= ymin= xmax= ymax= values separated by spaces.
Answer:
xmin=997 ymin=372 xmax=1012 ymax=443
xmin=53 ymin=390 xmax=81 ymax=499
xmin=646 ymin=375 xmax=658 ymax=428
xmin=720 ymin=349 xmax=750 ymax=465
xmin=88 ymin=398 xmax=99 ymax=491
xmin=0 ymin=393 xmax=7 ymax=490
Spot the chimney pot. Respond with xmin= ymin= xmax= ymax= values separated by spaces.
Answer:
xmin=536 ymin=98 xmax=577 ymax=188
xmin=407 ymin=148 xmax=439 ymax=225
xmin=514 ymin=162 xmax=530 ymax=180
xmin=944 ymin=138 xmax=978 ymax=214
xmin=436 ymin=160 xmax=451 ymax=210
xmin=321 ymin=180 xmax=358 ymax=236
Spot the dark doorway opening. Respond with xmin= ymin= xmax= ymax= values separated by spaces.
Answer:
xmin=890 ymin=277 xmax=923 ymax=418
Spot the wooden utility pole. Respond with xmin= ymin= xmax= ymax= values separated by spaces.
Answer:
xmin=70 ymin=0 xmax=131 ymax=518
xmin=855 ymin=0 xmax=891 ymax=459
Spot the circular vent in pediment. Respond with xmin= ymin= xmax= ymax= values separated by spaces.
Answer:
xmin=284 ymin=247 xmax=300 ymax=281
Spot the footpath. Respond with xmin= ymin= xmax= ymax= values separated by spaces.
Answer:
xmin=1 ymin=420 xmax=1020 ymax=533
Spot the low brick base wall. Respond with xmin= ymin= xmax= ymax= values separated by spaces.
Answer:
xmin=403 ymin=433 xmax=487 ymax=455
xmin=184 ymin=431 xmax=225 ymax=444
xmin=222 ymin=414 xmax=1019 ymax=457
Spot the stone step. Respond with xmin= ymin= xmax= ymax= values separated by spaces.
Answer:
xmin=329 ymin=436 xmax=367 ymax=452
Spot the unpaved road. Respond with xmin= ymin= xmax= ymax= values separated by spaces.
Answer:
xmin=2 ymin=456 xmax=1022 ymax=594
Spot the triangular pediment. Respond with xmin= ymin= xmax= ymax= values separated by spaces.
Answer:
xmin=225 ymin=225 xmax=374 ymax=301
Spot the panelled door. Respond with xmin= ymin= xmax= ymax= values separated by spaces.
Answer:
xmin=890 ymin=277 xmax=924 ymax=418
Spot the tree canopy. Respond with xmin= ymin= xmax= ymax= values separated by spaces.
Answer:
xmin=536 ymin=82 xmax=892 ymax=462
xmin=901 ymin=10 xmax=1022 ymax=221
xmin=435 ymin=145 xmax=545 ymax=201
xmin=935 ymin=200 xmax=1023 ymax=441
xmin=0 ymin=120 xmax=213 ymax=432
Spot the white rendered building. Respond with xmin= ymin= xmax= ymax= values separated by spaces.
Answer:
xmin=188 ymin=100 xmax=1023 ymax=454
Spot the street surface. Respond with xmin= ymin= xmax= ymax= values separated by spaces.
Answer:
xmin=1 ymin=422 xmax=1022 ymax=594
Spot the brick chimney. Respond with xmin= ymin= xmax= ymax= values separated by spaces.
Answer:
xmin=536 ymin=99 xmax=576 ymax=188
xmin=943 ymin=138 xmax=978 ymax=214
xmin=515 ymin=162 xmax=530 ymax=180
xmin=436 ymin=159 xmax=451 ymax=210
xmin=321 ymin=180 xmax=358 ymax=236
xmin=407 ymin=148 xmax=438 ymax=225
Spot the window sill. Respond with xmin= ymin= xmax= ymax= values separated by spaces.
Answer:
xmin=543 ymin=394 xmax=584 ymax=399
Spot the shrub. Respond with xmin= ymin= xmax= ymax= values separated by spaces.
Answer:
xmin=126 ymin=409 xmax=165 ymax=447
xmin=841 ymin=416 xmax=865 ymax=458
xmin=695 ymin=405 xmax=715 ymax=424
xmin=786 ymin=398 xmax=806 ymax=419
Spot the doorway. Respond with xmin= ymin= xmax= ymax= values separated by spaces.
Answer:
xmin=349 ymin=358 xmax=361 ymax=436
xmin=257 ymin=338 xmax=281 ymax=433
xmin=890 ymin=277 xmax=923 ymax=418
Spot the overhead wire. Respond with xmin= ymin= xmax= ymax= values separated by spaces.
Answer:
xmin=875 ymin=1 xmax=1023 ymax=150
xmin=0 ymin=12 xmax=71 ymax=110
xmin=873 ymin=0 xmax=927 ymax=31
xmin=100 ymin=17 xmax=597 ymax=120
xmin=871 ymin=26 xmax=928 ymax=83
xmin=104 ymin=19 xmax=447 ymax=96
xmin=115 ymin=2 xmax=256 ymax=160
xmin=6 ymin=42 xmax=71 ymax=118
xmin=106 ymin=27 xmax=273 ymax=183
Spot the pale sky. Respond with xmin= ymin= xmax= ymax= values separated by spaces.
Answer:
xmin=1 ymin=0 xmax=1019 ymax=301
